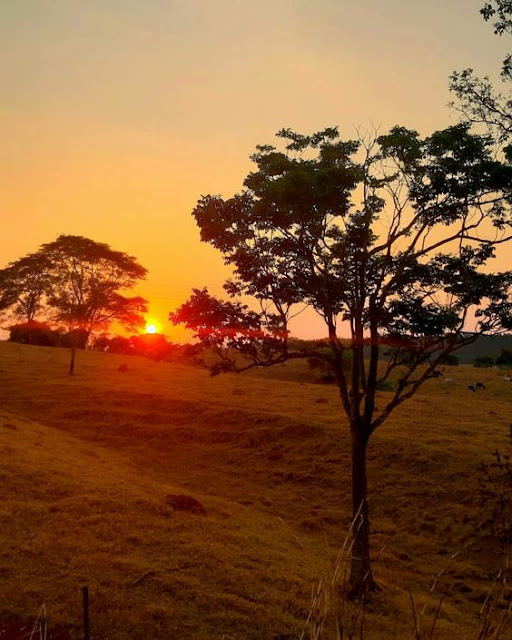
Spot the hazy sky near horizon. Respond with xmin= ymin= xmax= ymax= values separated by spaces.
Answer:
xmin=1 ymin=0 xmax=510 ymax=339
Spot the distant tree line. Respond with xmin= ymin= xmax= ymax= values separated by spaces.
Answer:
xmin=90 ymin=332 xmax=198 ymax=362
xmin=474 ymin=348 xmax=512 ymax=367
xmin=6 ymin=320 xmax=197 ymax=364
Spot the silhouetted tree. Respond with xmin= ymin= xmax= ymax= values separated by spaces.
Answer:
xmin=450 ymin=2 xmax=512 ymax=141
xmin=474 ymin=355 xmax=495 ymax=367
xmin=0 ymin=252 xmax=53 ymax=322
xmin=170 ymin=126 xmax=512 ymax=595
xmin=40 ymin=235 xmax=148 ymax=374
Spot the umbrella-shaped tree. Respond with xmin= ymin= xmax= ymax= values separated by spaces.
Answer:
xmin=171 ymin=125 xmax=512 ymax=595
xmin=40 ymin=235 xmax=148 ymax=374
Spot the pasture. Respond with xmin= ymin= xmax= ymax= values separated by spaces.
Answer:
xmin=0 ymin=341 xmax=510 ymax=639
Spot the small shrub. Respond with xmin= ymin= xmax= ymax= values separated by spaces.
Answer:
xmin=307 ymin=357 xmax=336 ymax=384
xmin=474 ymin=356 xmax=495 ymax=368
xmin=438 ymin=353 xmax=459 ymax=366
xmin=496 ymin=349 xmax=512 ymax=368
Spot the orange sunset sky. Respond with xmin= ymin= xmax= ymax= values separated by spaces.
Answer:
xmin=1 ymin=0 xmax=510 ymax=340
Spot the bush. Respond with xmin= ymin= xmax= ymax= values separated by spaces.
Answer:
xmin=474 ymin=356 xmax=495 ymax=368
xmin=91 ymin=334 xmax=134 ymax=355
xmin=496 ymin=349 xmax=512 ymax=368
xmin=376 ymin=379 xmax=394 ymax=391
xmin=438 ymin=353 xmax=459 ymax=366
xmin=9 ymin=321 xmax=62 ymax=346
xmin=307 ymin=357 xmax=336 ymax=383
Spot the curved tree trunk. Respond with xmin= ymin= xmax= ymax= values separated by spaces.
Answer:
xmin=349 ymin=433 xmax=376 ymax=596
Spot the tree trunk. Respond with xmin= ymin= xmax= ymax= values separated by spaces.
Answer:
xmin=349 ymin=433 xmax=376 ymax=596
xmin=68 ymin=344 xmax=75 ymax=375
xmin=68 ymin=333 xmax=76 ymax=376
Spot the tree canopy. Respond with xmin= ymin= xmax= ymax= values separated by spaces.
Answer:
xmin=0 ymin=235 xmax=148 ymax=374
xmin=171 ymin=124 xmax=512 ymax=594
xmin=0 ymin=251 xmax=53 ymax=322
xmin=450 ymin=1 xmax=512 ymax=141
xmin=41 ymin=235 xmax=148 ymax=337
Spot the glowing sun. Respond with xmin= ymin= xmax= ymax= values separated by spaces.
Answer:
xmin=145 ymin=322 xmax=158 ymax=334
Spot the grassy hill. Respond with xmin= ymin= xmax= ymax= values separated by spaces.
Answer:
xmin=0 ymin=342 xmax=511 ymax=639
xmin=450 ymin=333 xmax=512 ymax=364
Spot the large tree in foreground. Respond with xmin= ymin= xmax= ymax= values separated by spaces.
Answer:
xmin=171 ymin=125 xmax=512 ymax=595
xmin=40 ymin=235 xmax=148 ymax=374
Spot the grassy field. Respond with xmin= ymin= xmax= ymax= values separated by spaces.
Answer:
xmin=0 ymin=341 xmax=511 ymax=639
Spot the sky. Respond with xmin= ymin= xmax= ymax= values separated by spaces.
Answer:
xmin=1 ymin=0 xmax=510 ymax=340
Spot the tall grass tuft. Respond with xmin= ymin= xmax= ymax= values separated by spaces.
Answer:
xmin=301 ymin=511 xmax=369 ymax=640
xmin=303 ymin=535 xmax=511 ymax=640
xmin=470 ymin=567 xmax=511 ymax=640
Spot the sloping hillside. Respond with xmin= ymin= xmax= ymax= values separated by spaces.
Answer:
xmin=0 ymin=342 xmax=511 ymax=639
xmin=450 ymin=333 xmax=512 ymax=364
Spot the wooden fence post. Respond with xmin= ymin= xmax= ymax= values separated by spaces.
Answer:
xmin=82 ymin=585 xmax=90 ymax=640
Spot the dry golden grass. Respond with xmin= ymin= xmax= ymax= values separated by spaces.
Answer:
xmin=0 ymin=341 xmax=511 ymax=639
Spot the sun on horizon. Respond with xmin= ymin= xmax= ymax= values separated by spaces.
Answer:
xmin=145 ymin=322 xmax=159 ymax=334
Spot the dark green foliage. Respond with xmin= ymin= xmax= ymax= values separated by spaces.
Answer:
xmin=474 ymin=356 xmax=495 ymax=367
xmin=375 ymin=379 xmax=394 ymax=391
xmin=452 ymin=334 xmax=512 ymax=363
xmin=496 ymin=347 xmax=512 ymax=366
xmin=9 ymin=321 xmax=62 ymax=346
xmin=306 ymin=357 xmax=336 ymax=384
xmin=91 ymin=334 xmax=134 ymax=355
xmin=10 ymin=323 xmax=90 ymax=350
xmin=438 ymin=353 xmax=460 ymax=366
